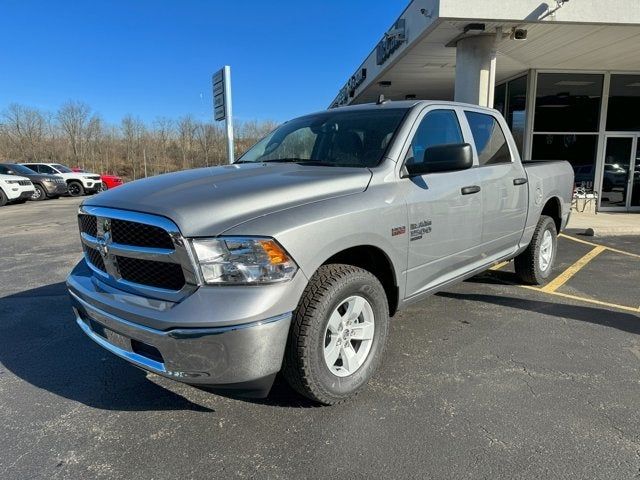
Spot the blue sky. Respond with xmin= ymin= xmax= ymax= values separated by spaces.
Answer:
xmin=0 ymin=1 xmax=404 ymax=124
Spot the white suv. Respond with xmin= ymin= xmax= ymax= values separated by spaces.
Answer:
xmin=21 ymin=162 xmax=102 ymax=197
xmin=0 ymin=173 xmax=34 ymax=206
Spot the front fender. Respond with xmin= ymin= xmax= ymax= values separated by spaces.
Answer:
xmin=222 ymin=184 xmax=408 ymax=294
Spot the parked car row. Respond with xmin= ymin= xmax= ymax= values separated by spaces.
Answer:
xmin=0 ymin=161 xmax=124 ymax=207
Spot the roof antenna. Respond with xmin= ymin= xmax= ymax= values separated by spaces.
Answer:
xmin=377 ymin=94 xmax=390 ymax=105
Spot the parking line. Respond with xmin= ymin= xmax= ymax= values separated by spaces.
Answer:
xmin=541 ymin=246 xmax=606 ymax=293
xmin=522 ymin=285 xmax=640 ymax=314
xmin=559 ymin=233 xmax=640 ymax=259
xmin=489 ymin=261 xmax=510 ymax=271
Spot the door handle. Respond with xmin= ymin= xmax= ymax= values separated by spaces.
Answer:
xmin=461 ymin=185 xmax=481 ymax=195
xmin=513 ymin=177 xmax=528 ymax=186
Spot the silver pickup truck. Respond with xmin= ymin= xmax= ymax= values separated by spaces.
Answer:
xmin=66 ymin=100 xmax=574 ymax=405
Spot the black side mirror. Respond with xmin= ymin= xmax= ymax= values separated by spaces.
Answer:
xmin=405 ymin=143 xmax=473 ymax=176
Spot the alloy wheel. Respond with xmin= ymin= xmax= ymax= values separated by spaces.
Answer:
xmin=323 ymin=295 xmax=375 ymax=377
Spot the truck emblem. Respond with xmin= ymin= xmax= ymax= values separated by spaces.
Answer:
xmin=410 ymin=220 xmax=432 ymax=241
xmin=94 ymin=217 xmax=120 ymax=278
xmin=97 ymin=231 xmax=111 ymax=257
xmin=391 ymin=226 xmax=406 ymax=236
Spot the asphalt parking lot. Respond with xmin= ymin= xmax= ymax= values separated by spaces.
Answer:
xmin=1 ymin=197 xmax=639 ymax=480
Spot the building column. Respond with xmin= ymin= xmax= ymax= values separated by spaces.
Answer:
xmin=454 ymin=35 xmax=497 ymax=107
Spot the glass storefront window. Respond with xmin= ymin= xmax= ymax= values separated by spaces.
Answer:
xmin=534 ymin=73 xmax=603 ymax=132
xmin=606 ymin=74 xmax=640 ymax=131
xmin=494 ymin=74 xmax=528 ymax=155
xmin=494 ymin=83 xmax=506 ymax=117
xmin=507 ymin=75 xmax=527 ymax=154
xmin=531 ymin=134 xmax=598 ymax=187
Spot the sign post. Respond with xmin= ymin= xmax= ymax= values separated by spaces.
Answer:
xmin=213 ymin=65 xmax=234 ymax=164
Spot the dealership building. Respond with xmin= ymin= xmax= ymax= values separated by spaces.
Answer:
xmin=332 ymin=0 xmax=640 ymax=212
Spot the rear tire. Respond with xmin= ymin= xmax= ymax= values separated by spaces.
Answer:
xmin=31 ymin=184 xmax=47 ymax=201
xmin=514 ymin=215 xmax=558 ymax=285
xmin=283 ymin=264 xmax=389 ymax=405
xmin=67 ymin=181 xmax=85 ymax=197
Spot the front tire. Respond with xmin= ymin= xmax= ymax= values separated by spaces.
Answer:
xmin=283 ymin=264 xmax=389 ymax=405
xmin=0 ymin=190 xmax=7 ymax=207
xmin=67 ymin=181 xmax=85 ymax=197
xmin=31 ymin=184 xmax=47 ymax=201
xmin=514 ymin=215 xmax=558 ymax=285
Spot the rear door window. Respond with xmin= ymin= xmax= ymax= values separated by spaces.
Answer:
xmin=464 ymin=112 xmax=512 ymax=165
xmin=38 ymin=165 xmax=58 ymax=174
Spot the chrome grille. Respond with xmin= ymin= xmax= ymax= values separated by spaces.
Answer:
xmin=78 ymin=214 xmax=97 ymax=237
xmin=18 ymin=180 xmax=31 ymax=186
xmin=111 ymin=219 xmax=174 ymax=249
xmin=78 ymin=206 xmax=198 ymax=300
xmin=85 ymin=246 xmax=106 ymax=272
xmin=116 ymin=256 xmax=185 ymax=290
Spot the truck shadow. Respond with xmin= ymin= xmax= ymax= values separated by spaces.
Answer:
xmin=437 ymin=291 xmax=640 ymax=335
xmin=0 ymin=283 xmax=214 ymax=412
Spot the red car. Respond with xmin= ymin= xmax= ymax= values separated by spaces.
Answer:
xmin=72 ymin=168 xmax=123 ymax=190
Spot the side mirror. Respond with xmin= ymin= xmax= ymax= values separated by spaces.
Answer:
xmin=405 ymin=143 xmax=473 ymax=176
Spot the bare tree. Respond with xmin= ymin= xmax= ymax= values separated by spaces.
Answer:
xmin=195 ymin=122 xmax=221 ymax=167
xmin=121 ymin=115 xmax=145 ymax=179
xmin=0 ymin=99 xmax=278 ymax=180
xmin=177 ymin=115 xmax=197 ymax=170
xmin=57 ymin=100 xmax=91 ymax=163
xmin=152 ymin=117 xmax=175 ymax=173
xmin=0 ymin=103 xmax=47 ymax=160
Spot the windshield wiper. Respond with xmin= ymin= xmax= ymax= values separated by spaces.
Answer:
xmin=261 ymin=158 xmax=308 ymax=163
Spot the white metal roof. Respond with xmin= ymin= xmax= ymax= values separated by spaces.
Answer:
xmin=333 ymin=0 xmax=640 ymax=106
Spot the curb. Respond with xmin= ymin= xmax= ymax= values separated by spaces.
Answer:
xmin=566 ymin=227 xmax=640 ymax=237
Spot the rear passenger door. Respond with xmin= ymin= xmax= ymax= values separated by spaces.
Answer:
xmin=402 ymin=107 xmax=483 ymax=298
xmin=463 ymin=110 xmax=527 ymax=259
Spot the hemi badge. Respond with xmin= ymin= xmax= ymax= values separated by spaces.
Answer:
xmin=391 ymin=226 xmax=406 ymax=236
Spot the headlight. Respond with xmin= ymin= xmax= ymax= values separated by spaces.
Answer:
xmin=6 ymin=180 xmax=19 ymax=184
xmin=192 ymin=237 xmax=297 ymax=285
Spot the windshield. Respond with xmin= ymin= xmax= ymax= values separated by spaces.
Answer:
xmin=7 ymin=164 xmax=37 ymax=175
xmin=237 ymin=108 xmax=408 ymax=168
xmin=51 ymin=164 xmax=73 ymax=173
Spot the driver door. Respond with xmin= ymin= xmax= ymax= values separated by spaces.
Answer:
xmin=403 ymin=107 xmax=483 ymax=298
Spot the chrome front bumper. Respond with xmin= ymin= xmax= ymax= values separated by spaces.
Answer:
xmin=67 ymin=261 xmax=296 ymax=387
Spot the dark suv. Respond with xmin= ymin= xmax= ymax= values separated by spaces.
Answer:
xmin=0 ymin=163 xmax=68 ymax=200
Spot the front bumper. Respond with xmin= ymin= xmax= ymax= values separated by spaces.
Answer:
xmin=83 ymin=182 xmax=102 ymax=193
xmin=66 ymin=260 xmax=301 ymax=386
xmin=16 ymin=190 xmax=34 ymax=200
xmin=43 ymin=182 xmax=68 ymax=195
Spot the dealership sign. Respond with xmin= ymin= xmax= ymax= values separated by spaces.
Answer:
xmin=332 ymin=68 xmax=367 ymax=108
xmin=377 ymin=19 xmax=406 ymax=65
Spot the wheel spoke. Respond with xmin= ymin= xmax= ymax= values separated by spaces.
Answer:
xmin=340 ymin=343 xmax=358 ymax=373
xmin=327 ymin=310 xmax=342 ymax=334
xmin=345 ymin=296 xmax=365 ymax=322
xmin=350 ymin=321 xmax=374 ymax=340
xmin=324 ymin=341 xmax=340 ymax=366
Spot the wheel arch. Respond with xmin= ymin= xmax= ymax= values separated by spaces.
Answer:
xmin=320 ymin=244 xmax=400 ymax=317
xmin=541 ymin=196 xmax=562 ymax=233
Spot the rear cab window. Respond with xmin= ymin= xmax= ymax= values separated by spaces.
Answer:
xmin=464 ymin=111 xmax=512 ymax=166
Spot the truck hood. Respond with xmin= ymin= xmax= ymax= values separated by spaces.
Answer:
xmin=84 ymin=163 xmax=372 ymax=236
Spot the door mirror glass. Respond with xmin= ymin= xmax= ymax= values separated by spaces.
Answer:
xmin=406 ymin=143 xmax=473 ymax=176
